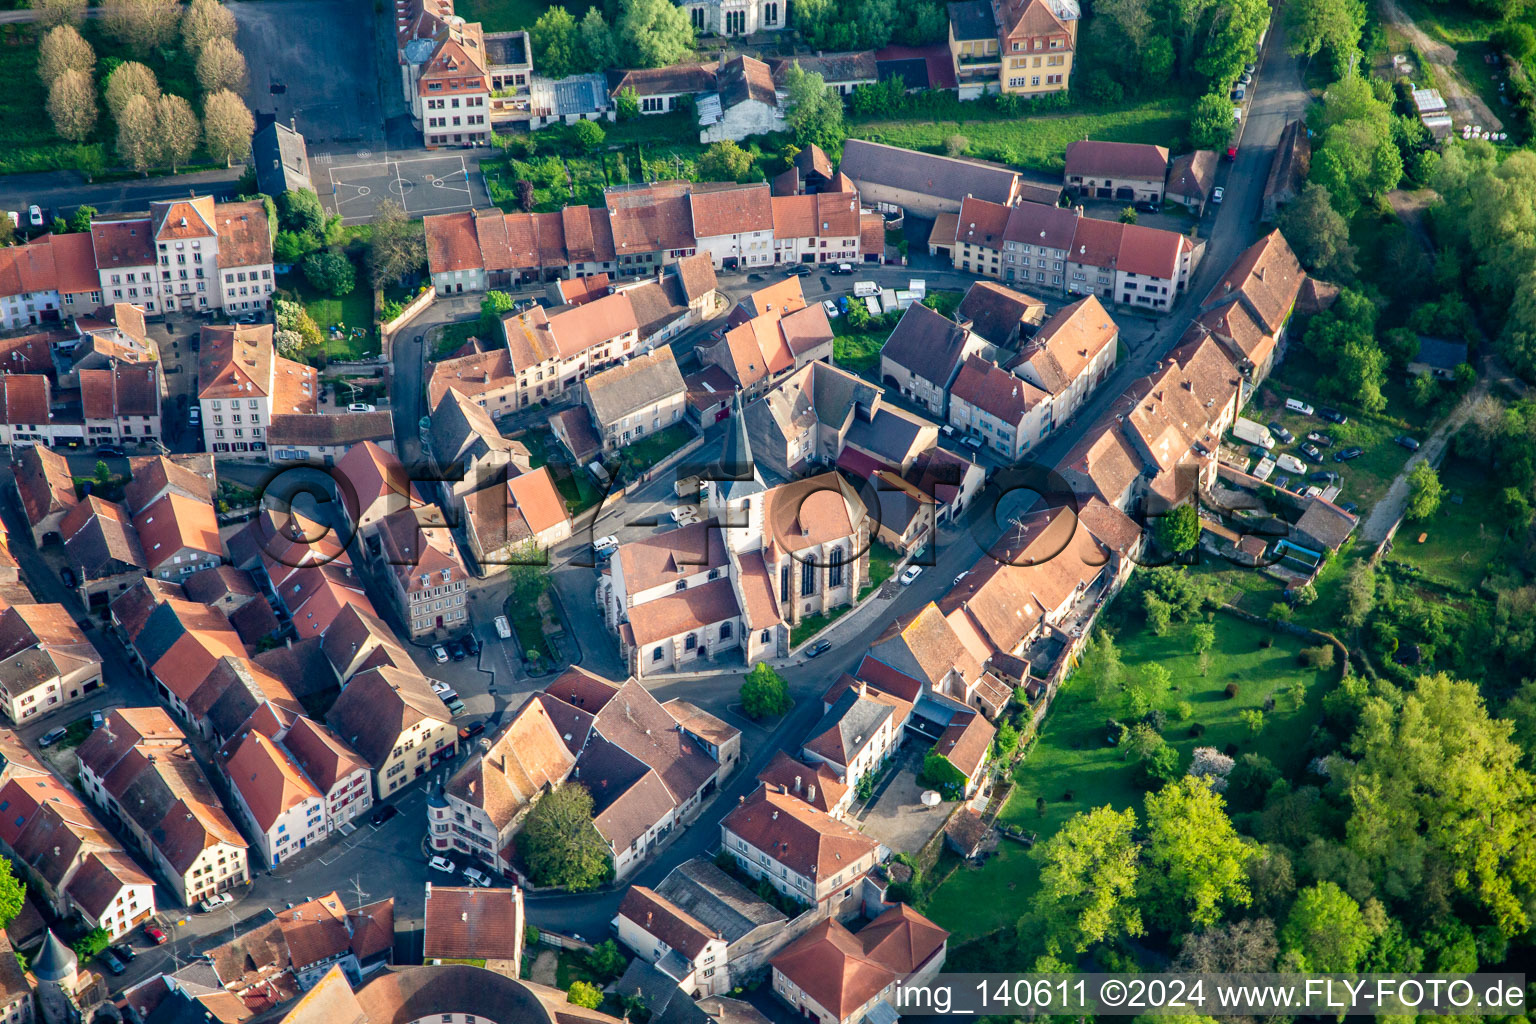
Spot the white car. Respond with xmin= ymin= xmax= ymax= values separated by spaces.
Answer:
xmin=821 ymin=299 xmax=840 ymax=318
xmin=675 ymin=513 xmax=700 ymax=527
xmin=189 ymin=407 xmax=201 ymax=425
xmin=430 ymin=679 xmax=453 ymax=696
xmin=347 ymin=403 xmax=376 ymax=412
xmin=900 ymin=565 xmax=923 ymax=586
xmin=463 ymin=866 xmax=492 ymax=887
xmin=961 ymin=435 xmax=984 ymax=450
xmin=431 ymin=644 xmax=448 ymax=664
xmin=593 ymin=535 xmax=619 ymax=551
xmin=669 ymin=505 xmax=698 ymax=523
xmin=27 ymin=206 xmax=42 ymax=227
xmin=429 ymin=856 xmax=455 ymax=873
xmin=954 ymin=570 xmax=971 ymax=585
xmin=198 ymin=893 xmax=233 ymax=912
xmin=494 ymin=614 xmax=512 ymax=639
xmin=1212 ymin=186 xmax=1224 ymax=204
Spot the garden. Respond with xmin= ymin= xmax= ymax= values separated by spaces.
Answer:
xmin=921 ymin=600 xmax=1341 ymax=942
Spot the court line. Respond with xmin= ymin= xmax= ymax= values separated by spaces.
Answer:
xmin=328 ymin=153 xmax=477 ymax=174
xmin=391 ymin=160 xmax=409 ymax=214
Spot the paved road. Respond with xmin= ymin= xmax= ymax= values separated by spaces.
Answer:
xmin=0 ymin=167 xmax=244 ymax=225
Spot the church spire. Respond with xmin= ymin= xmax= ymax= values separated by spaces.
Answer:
xmin=718 ymin=390 xmax=754 ymax=481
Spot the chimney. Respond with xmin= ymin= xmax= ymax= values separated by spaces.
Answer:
xmin=779 ymin=783 xmax=787 ymax=795
xmin=794 ymin=774 xmax=802 ymax=793
xmin=807 ymin=784 xmax=816 ymax=802
xmin=857 ymin=678 xmax=866 ymax=697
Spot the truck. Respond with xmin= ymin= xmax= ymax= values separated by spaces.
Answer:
xmin=1275 ymin=453 xmax=1307 ymax=474
xmin=1232 ymin=417 xmax=1274 ymax=449
xmin=908 ymin=278 xmax=927 ymax=298
xmin=853 ymin=281 xmax=879 ymax=297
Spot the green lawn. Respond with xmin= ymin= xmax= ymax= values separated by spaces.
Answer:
xmin=277 ymin=260 xmax=379 ymax=361
xmin=864 ymin=540 xmax=900 ymax=593
xmin=618 ymin=423 xmax=696 ymax=469
xmin=922 ymin=612 xmax=1337 ymax=941
xmin=432 ymin=319 xmax=487 ymax=359
xmin=848 ymin=97 xmax=1193 ymax=175
xmin=457 ymin=0 xmax=592 ymax=30
xmin=1399 ymin=0 xmax=1512 ymax=44
xmin=1385 ymin=455 xmax=1504 ymax=590
xmin=791 ymin=606 xmax=852 ymax=648
xmin=833 ymin=327 xmax=888 ymax=375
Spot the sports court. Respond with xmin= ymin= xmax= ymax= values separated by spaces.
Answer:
xmin=320 ymin=152 xmax=489 ymax=224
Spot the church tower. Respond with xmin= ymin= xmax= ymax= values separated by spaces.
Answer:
xmin=705 ymin=392 xmax=765 ymax=555
xmin=33 ymin=930 xmax=78 ymax=1024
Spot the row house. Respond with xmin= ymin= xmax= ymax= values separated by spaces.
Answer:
xmin=1195 ymin=229 xmax=1307 ymax=386
xmin=578 ymin=346 xmax=687 ymax=453
xmin=90 ymin=198 xmax=275 ymax=316
xmin=1063 ymin=140 xmax=1171 ymax=203
xmin=0 ymin=730 xmax=157 ymax=941
xmin=0 ymin=234 xmax=102 ymax=328
xmin=80 ymin=362 xmax=162 ymax=447
xmin=460 ymin=464 xmax=572 ymax=575
xmin=690 ymin=184 xmax=775 ymax=270
xmin=878 ymin=301 xmax=995 ymax=418
xmin=770 ymin=192 xmax=861 ymax=265
xmin=697 ymin=278 xmax=833 ymax=398
xmin=424 ymin=205 xmax=619 ymax=295
xmin=197 ymin=323 xmax=318 ymax=458
xmin=375 ymin=504 xmax=470 ymax=639
xmin=501 ymin=291 xmax=641 ymax=405
xmin=11 ymin=444 xmax=77 ymax=546
xmin=327 ymin=666 xmax=457 ymax=799
xmin=432 ymin=668 xmax=738 ymax=880
xmin=771 ymin=906 xmax=948 ymax=1024
xmin=801 ymin=679 xmax=911 ymax=794
xmin=334 ymin=440 xmax=427 ymax=544
xmin=76 ymin=707 xmax=250 ymax=907
xmin=0 ymin=604 xmax=104 ymax=725
xmin=720 ymin=785 xmax=881 ymax=911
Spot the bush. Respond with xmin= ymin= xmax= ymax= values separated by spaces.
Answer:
xmin=1224 ymin=682 xmax=1240 ymax=699
xmin=71 ymin=928 xmax=109 ymax=959
xmin=1189 ymin=722 xmax=1206 ymax=737
xmin=567 ymin=981 xmax=603 ymax=1010
xmin=302 ymin=250 xmax=356 ymax=297
xmin=1299 ymin=645 xmax=1336 ymax=670
xmin=586 ymin=939 xmax=627 ymax=981
xmin=524 ymin=924 xmax=541 ymax=947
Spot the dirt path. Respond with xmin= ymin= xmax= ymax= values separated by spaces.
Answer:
xmin=1378 ymin=0 xmax=1502 ymax=131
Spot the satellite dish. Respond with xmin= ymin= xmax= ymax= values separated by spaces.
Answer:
xmin=921 ymin=790 xmax=942 ymax=806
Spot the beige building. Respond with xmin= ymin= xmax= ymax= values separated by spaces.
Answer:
xmin=580 ymin=347 xmax=687 ymax=452
xmin=197 ymin=323 xmax=318 ymax=458
xmin=501 ymin=292 xmax=642 ymax=407
xmin=327 ymin=666 xmax=457 ymax=798
xmin=0 ymin=604 xmax=104 ymax=725
xmin=721 ymin=785 xmax=880 ymax=910
xmin=771 ymin=906 xmax=948 ymax=1024
xmin=377 ymin=505 xmax=469 ymax=639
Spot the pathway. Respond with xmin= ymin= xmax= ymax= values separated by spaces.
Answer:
xmin=1378 ymin=0 xmax=1502 ymax=130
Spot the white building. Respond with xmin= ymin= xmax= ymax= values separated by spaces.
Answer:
xmin=221 ymin=731 xmax=327 ymax=867
xmin=197 ymin=322 xmax=317 ymax=457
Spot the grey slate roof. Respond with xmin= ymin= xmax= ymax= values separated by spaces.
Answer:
xmin=584 ymin=347 xmax=686 ymax=428
xmin=654 ymin=857 xmax=787 ymax=943
xmin=712 ymin=392 xmax=765 ymax=501
xmin=803 ymin=686 xmax=895 ymax=766
xmin=880 ymin=302 xmax=972 ymax=387
xmin=839 ymin=139 xmax=1020 ymax=206
xmin=252 ymin=119 xmax=314 ymax=198
xmin=947 ymin=0 xmax=996 ymax=40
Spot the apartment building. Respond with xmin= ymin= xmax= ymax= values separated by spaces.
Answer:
xmin=90 ymin=199 xmax=275 ymax=316
xmin=197 ymin=323 xmax=318 ymax=457
xmin=327 ymin=666 xmax=457 ymax=798
xmin=221 ymin=730 xmax=326 ymax=867
xmin=720 ymin=785 xmax=881 ymax=909
xmin=0 ymin=604 xmax=104 ymax=725
xmin=376 ymin=505 xmax=469 ymax=639
xmin=689 ymin=184 xmax=775 ymax=270
xmin=997 ymin=0 xmax=1079 ymax=94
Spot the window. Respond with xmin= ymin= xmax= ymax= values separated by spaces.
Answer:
xmin=800 ymin=563 xmax=816 ymax=596
xmin=652 ymin=647 xmax=664 ymax=662
xmin=828 ymin=547 xmax=844 ymax=588
xmin=685 ymin=634 xmax=697 ymax=651
xmin=719 ymin=621 xmax=732 ymax=640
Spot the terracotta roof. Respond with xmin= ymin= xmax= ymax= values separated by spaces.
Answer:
xmin=446 ymin=694 xmax=576 ymax=827
xmin=615 ymin=518 xmax=728 ymax=593
xmin=507 ymin=466 xmax=568 ymax=537
xmin=717 ymin=55 xmax=777 ymax=107
xmin=124 ymin=454 xmax=214 ymax=514
xmin=951 ymin=354 xmax=1045 ymax=424
xmin=12 ymin=445 xmax=77 ymax=528
xmin=544 ymin=666 xmax=619 ymax=713
xmin=733 ymin=551 xmax=781 ymax=631
xmin=90 ymin=217 xmax=154 ymax=269
xmin=763 ymin=471 xmax=865 ymax=552
xmin=756 ymin=751 xmax=848 ymax=814
xmin=690 ymin=183 xmax=772 ymax=237
xmin=504 ymin=292 xmax=639 ymax=370
xmin=0 ymin=332 xmax=61 ymax=375
xmin=555 ymin=273 xmax=611 ymax=306
xmin=423 ymin=211 xmax=481 ymax=275
xmin=1202 ymin=228 xmax=1306 ymax=334
xmin=867 ymin=602 xmax=983 ymax=688
xmin=81 ymin=362 xmax=160 ymax=420
xmin=132 ymin=491 xmax=221 ymax=573
xmin=224 ymin=730 xmax=321 ymax=831
xmin=49 ymin=232 xmax=101 ymax=294
xmin=0 ymin=375 xmax=50 ymax=427
xmin=618 ymin=886 xmax=715 ymax=959
xmin=606 ymin=183 xmax=696 ymax=254
xmin=998 ymin=0 xmax=1075 ymax=38
xmin=1064 ymin=140 xmax=1169 ymax=181
xmin=62 ymin=495 xmax=146 ymax=576
xmin=199 ymin=324 xmax=277 ymax=400
xmin=933 ymin=711 xmax=994 ymax=780
xmin=326 ymin=666 xmax=452 ymax=768
xmin=626 ymin=576 xmax=741 ymax=645
xmin=672 ymin=253 xmax=718 ymax=303
xmin=1166 ymin=150 xmax=1218 ymax=202
xmin=1014 ymin=294 xmax=1117 ymax=394
xmin=215 ymin=201 xmax=274 ymax=268
xmin=427 ymin=346 xmax=514 ymax=408
xmin=606 ymin=64 xmax=716 ymax=97
xmin=423 ymin=886 xmax=523 ymax=961
xmin=152 ymin=197 xmax=217 ymax=241
xmin=771 ymin=905 xmax=947 ymax=1020
xmin=722 ymin=785 xmax=878 ymax=882
xmin=957 ymin=195 xmax=1010 ymax=249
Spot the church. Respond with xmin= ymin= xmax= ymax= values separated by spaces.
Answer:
xmin=599 ymin=394 xmax=869 ymax=677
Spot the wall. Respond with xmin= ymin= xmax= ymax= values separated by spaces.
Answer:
xmin=382 ymin=287 xmax=437 ymax=348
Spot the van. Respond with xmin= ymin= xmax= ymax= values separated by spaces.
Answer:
xmin=494 ymin=615 xmax=511 ymax=639
xmin=1285 ymin=398 xmax=1315 ymax=415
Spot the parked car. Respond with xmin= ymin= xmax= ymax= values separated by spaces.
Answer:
xmin=1231 ymin=86 xmax=1245 ymax=100
xmin=1135 ymin=200 xmax=1161 ymax=214
xmin=446 ymin=640 xmax=466 ymax=661
xmin=59 ymin=567 xmax=75 ymax=587
xmin=27 ymin=206 xmax=42 ymax=228
xmin=463 ymin=634 xmax=480 ymax=657
xmin=1267 ymin=422 xmax=1294 ymax=444
xmin=1320 ymin=407 xmax=1348 ymax=424
xmin=1240 ymin=70 xmax=1253 ymax=84
xmin=428 ymin=856 xmax=455 ymax=873
xmin=1394 ymin=434 xmax=1421 ymax=451
xmin=1333 ymin=447 xmax=1364 ymax=462
xmin=446 ymin=698 xmax=467 ymax=716
xmin=458 ymin=721 xmax=487 ymax=742
xmin=954 ymin=570 xmax=971 ymax=585
xmin=1212 ymin=186 xmax=1224 ymax=204
xmin=99 ymin=950 xmax=126 ymax=975
xmin=804 ymin=638 xmax=832 ymax=659
xmin=1309 ymin=470 xmax=1340 ymax=484
xmin=821 ymin=299 xmax=840 ymax=318
xmin=431 ymin=644 xmax=448 ymax=664
xmin=1339 ymin=501 xmax=1359 ymax=515
xmin=430 ymin=679 xmax=453 ymax=696
xmin=1300 ymin=443 xmax=1323 ymax=462
xmin=1244 ymin=61 xmax=1257 ymax=74
xmin=593 ymin=535 xmax=618 ymax=551
xmin=38 ymin=727 xmax=67 ymax=748
xmin=899 ymin=565 xmax=923 ymax=586
xmin=94 ymin=444 xmax=125 ymax=456
xmin=111 ymin=943 xmax=136 ymax=963
xmin=494 ymin=614 xmax=511 ymax=639
xmin=370 ymin=804 xmax=398 ymax=826
xmin=347 ymin=403 xmax=377 ymax=413
xmin=1305 ymin=432 xmax=1333 ymax=446
xmin=143 ymin=925 xmax=167 ymax=945
xmin=463 ymin=867 xmax=492 ymax=887
xmin=198 ymin=893 xmax=233 ymax=912
xmin=91 ymin=710 xmax=105 ymax=730
xmin=829 ymin=263 xmax=854 ymax=275
xmin=961 ymin=435 xmax=984 ymax=450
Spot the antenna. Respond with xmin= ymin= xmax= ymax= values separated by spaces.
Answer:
xmin=347 ymin=874 xmax=371 ymax=909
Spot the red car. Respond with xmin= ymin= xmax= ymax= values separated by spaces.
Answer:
xmin=143 ymin=925 xmax=167 ymax=945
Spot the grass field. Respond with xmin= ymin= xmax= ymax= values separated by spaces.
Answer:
xmin=619 ymin=423 xmax=695 ymax=468
xmin=1385 ymin=455 xmax=1505 ymax=590
xmin=922 ymin=612 xmax=1337 ymax=941
xmin=848 ymin=98 xmax=1192 ymax=175
xmin=277 ymin=259 xmax=378 ymax=361
xmin=1399 ymin=0 xmax=1512 ymax=44
xmin=457 ymin=0 xmax=592 ymax=30
xmin=432 ymin=319 xmax=487 ymax=359
xmin=833 ymin=329 xmax=887 ymax=374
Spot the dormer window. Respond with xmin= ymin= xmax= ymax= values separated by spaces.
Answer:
xmin=440 ymin=568 xmax=451 ymax=582
xmin=419 ymin=573 xmax=430 ymax=586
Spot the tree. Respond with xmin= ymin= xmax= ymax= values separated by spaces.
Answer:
xmin=697 ymin=140 xmax=753 ymax=182
xmin=68 ymin=205 xmax=97 ymax=233
xmin=614 ymin=86 xmax=640 ymax=121
xmin=1281 ymin=881 xmax=1372 ymax=972
xmin=71 ymin=928 xmax=109 ymax=959
xmin=567 ymin=981 xmax=603 ymax=1009
xmin=1119 ymin=206 xmax=1138 ymax=224
xmin=519 ymin=783 xmax=612 ymax=891
xmin=34 ymin=0 xmax=88 ymax=28
xmin=783 ymin=63 xmax=844 ymax=150
xmin=104 ymin=61 xmax=160 ymax=121
xmin=0 ymin=859 xmax=21 ymax=928
xmin=274 ymin=328 xmax=304 ymax=356
xmin=1405 ymin=462 xmax=1441 ymax=520
xmin=117 ymin=93 xmax=159 ymax=173
xmin=1173 ymin=918 xmax=1278 ymax=973
xmin=516 ymin=179 xmax=535 ymax=211
xmin=616 ymin=0 xmax=693 ymax=68
xmin=1189 ymin=92 xmax=1234 ymax=150
xmin=303 ymin=251 xmax=355 ymax=296
xmin=586 ymin=939 xmax=627 ymax=981
xmin=1191 ymin=622 xmax=1215 ymax=656
xmin=279 ymin=189 xmax=327 ymax=235
xmin=1278 ymin=183 xmax=1356 ymax=276
xmin=203 ymin=89 xmax=255 ymax=165
xmin=47 ymin=68 xmax=97 ymax=143
xmin=740 ymin=663 xmax=791 ymax=719
xmin=1124 ymin=662 xmax=1171 ymax=721
xmin=480 ymin=290 xmax=516 ymax=333
xmin=196 ymin=36 xmax=248 ymax=94
xmin=944 ymin=134 xmax=969 ymax=158
xmin=153 ymin=94 xmax=200 ymax=172
xmin=1142 ymin=777 xmax=1254 ymax=931
xmin=93 ymin=460 xmax=111 ymax=484
xmin=275 ymin=230 xmax=322 ymax=263
xmin=1032 ymin=806 xmax=1143 ymax=953
xmin=38 ymin=25 xmax=94 ymax=87
xmin=1286 ymin=0 xmax=1365 ymax=78
xmin=1156 ymin=503 xmax=1200 ymax=554
xmin=369 ymin=199 xmax=426 ymax=287
xmin=182 ymin=0 xmax=237 ymax=55
xmin=1341 ymin=673 xmax=1536 ymax=937
xmin=530 ymin=7 xmax=580 ymax=79
xmin=1239 ymin=708 xmax=1264 ymax=737
xmin=102 ymin=0 xmax=181 ymax=55
xmin=571 ymin=118 xmax=605 ymax=153
xmin=577 ymin=8 xmax=615 ymax=71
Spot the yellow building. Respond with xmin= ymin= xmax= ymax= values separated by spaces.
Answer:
xmin=998 ymin=0 xmax=1078 ymax=95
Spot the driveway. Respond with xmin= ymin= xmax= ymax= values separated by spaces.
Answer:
xmin=229 ymin=0 xmax=386 ymax=148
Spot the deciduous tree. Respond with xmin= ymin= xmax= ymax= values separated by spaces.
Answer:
xmin=34 ymin=0 xmax=88 ymax=28
xmin=616 ymin=0 xmax=693 ymax=68
xmin=203 ymin=88 xmax=254 ymax=165
xmin=519 ymin=783 xmax=612 ymax=891
xmin=1142 ymin=777 xmax=1254 ymax=931
xmin=577 ymin=8 xmax=615 ymax=71
xmin=46 ymin=68 xmax=97 ymax=142
xmin=696 ymin=140 xmax=752 ymax=182
xmin=740 ymin=663 xmax=792 ymax=719
xmin=1032 ymin=806 xmax=1143 ymax=953
xmin=1189 ymin=92 xmax=1234 ymax=150
xmin=1156 ymin=503 xmax=1200 ymax=553
xmin=38 ymin=24 xmax=93 ymax=86
xmin=196 ymin=36 xmax=248 ymax=94
xmin=1280 ymin=881 xmax=1372 ymax=972
xmin=303 ymin=250 xmax=355 ymax=296
xmin=279 ymin=188 xmax=327 ymax=234
xmin=116 ymin=93 xmax=159 ymax=173
xmin=1287 ymin=0 xmax=1366 ymax=77
xmin=783 ymin=63 xmax=844 ymax=150
xmin=1278 ymin=182 xmax=1356 ymax=276
xmin=153 ymin=94 xmax=200 ymax=172
xmin=104 ymin=61 xmax=160 ymax=121
xmin=368 ymin=199 xmax=426 ymax=286
xmin=530 ymin=6 xmax=579 ymax=78
xmin=1405 ymin=461 xmax=1442 ymax=520
xmin=102 ymin=0 xmax=181 ymax=55
xmin=181 ymin=0 xmax=238 ymax=54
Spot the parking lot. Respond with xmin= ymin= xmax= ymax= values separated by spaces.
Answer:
xmin=322 ymin=153 xmax=488 ymax=225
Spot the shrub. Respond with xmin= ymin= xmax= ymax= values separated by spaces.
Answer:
xmin=567 ymin=981 xmax=602 ymax=1010
xmin=1299 ymin=645 xmax=1336 ymax=670
xmin=1224 ymin=682 xmax=1240 ymax=699
xmin=1189 ymin=722 xmax=1206 ymax=738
